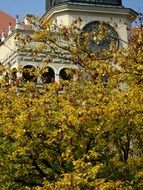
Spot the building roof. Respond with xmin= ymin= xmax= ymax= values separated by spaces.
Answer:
xmin=0 ymin=10 xmax=16 ymax=34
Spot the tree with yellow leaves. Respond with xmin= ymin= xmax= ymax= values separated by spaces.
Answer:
xmin=0 ymin=19 xmax=143 ymax=190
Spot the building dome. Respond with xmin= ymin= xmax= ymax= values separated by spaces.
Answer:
xmin=46 ymin=0 xmax=122 ymax=11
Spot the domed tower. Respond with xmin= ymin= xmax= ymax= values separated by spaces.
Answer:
xmin=46 ymin=0 xmax=123 ymax=11
xmin=42 ymin=0 xmax=138 ymax=83
xmin=44 ymin=0 xmax=137 ymax=48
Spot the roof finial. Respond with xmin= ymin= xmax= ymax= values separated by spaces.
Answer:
xmin=15 ymin=14 xmax=23 ymax=29
xmin=8 ymin=23 xmax=13 ymax=35
xmin=1 ymin=28 xmax=5 ymax=42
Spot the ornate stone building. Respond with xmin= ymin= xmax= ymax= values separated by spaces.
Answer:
xmin=0 ymin=0 xmax=138 ymax=84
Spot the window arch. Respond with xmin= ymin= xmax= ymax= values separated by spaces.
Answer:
xmin=81 ymin=21 xmax=119 ymax=53
xmin=59 ymin=68 xmax=73 ymax=80
xmin=42 ymin=67 xmax=55 ymax=83
xmin=22 ymin=65 xmax=37 ymax=82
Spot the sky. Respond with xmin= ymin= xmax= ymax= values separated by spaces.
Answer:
xmin=0 ymin=0 xmax=143 ymax=20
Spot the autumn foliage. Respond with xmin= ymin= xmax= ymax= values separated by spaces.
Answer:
xmin=0 ymin=19 xmax=143 ymax=190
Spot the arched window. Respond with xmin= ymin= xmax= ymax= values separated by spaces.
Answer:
xmin=59 ymin=68 xmax=73 ymax=80
xmin=42 ymin=67 xmax=55 ymax=83
xmin=22 ymin=65 xmax=37 ymax=82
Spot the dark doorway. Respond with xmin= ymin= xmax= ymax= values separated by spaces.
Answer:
xmin=59 ymin=68 xmax=73 ymax=80
xmin=42 ymin=67 xmax=55 ymax=83
xmin=22 ymin=65 xmax=37 ymax=82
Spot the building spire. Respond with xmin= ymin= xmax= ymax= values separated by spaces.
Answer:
xmin=15 ymin=15 xmax=23 ymax=29
xmin=8 ymin=23 xmax=13 ymax=35
xmin=1 ymin=28 xmax=5 ymax=42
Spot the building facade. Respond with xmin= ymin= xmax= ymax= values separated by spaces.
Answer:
xmin=0 ymin=0 xmax=138 ymax=84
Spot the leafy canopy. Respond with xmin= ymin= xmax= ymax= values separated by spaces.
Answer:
xmin=0 ymin=18 xmax=143 ymax=190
